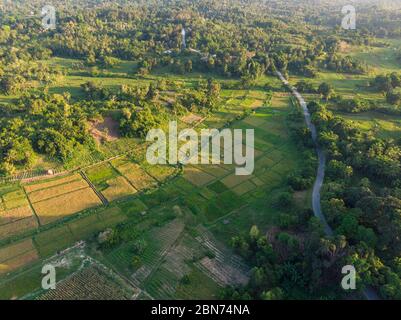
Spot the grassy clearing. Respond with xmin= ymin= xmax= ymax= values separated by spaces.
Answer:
xmin=337 ymin=111 xmax=401 ymax=140
xmin=344 ymin=39 xmax=401 ymax=74
xmin=67 ymin=214 xmax=103 ymax=240
xmin=0 ymin=264 xmax=43 ymax=299
xmin=174 ymin=266 xmax=221 ymax=299
xmin=34 ymin=225 xmax=75 ymax=257
xmin=76 ymin=207 xmax=127 ymax=237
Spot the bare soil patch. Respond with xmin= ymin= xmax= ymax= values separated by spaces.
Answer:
xmin=90 ymin=116 xmax=120 ymax=143
xmin=181 ymin=113 xmax=203 ymax=125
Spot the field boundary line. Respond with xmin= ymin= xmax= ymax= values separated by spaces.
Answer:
xmin=80 ymin=171 xmax=108 ymax=206
xmin=21 ymin=186 xmax=42 ymax=228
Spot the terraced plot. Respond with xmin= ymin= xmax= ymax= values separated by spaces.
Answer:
xmin=28 ymin=179 xmax=89 ymax=203
xmin=140 ymin=163 xmax=177 ymax=183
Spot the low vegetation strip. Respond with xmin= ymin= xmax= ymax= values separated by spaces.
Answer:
xmin=32 ymin=187 xmax=103 ymax=225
